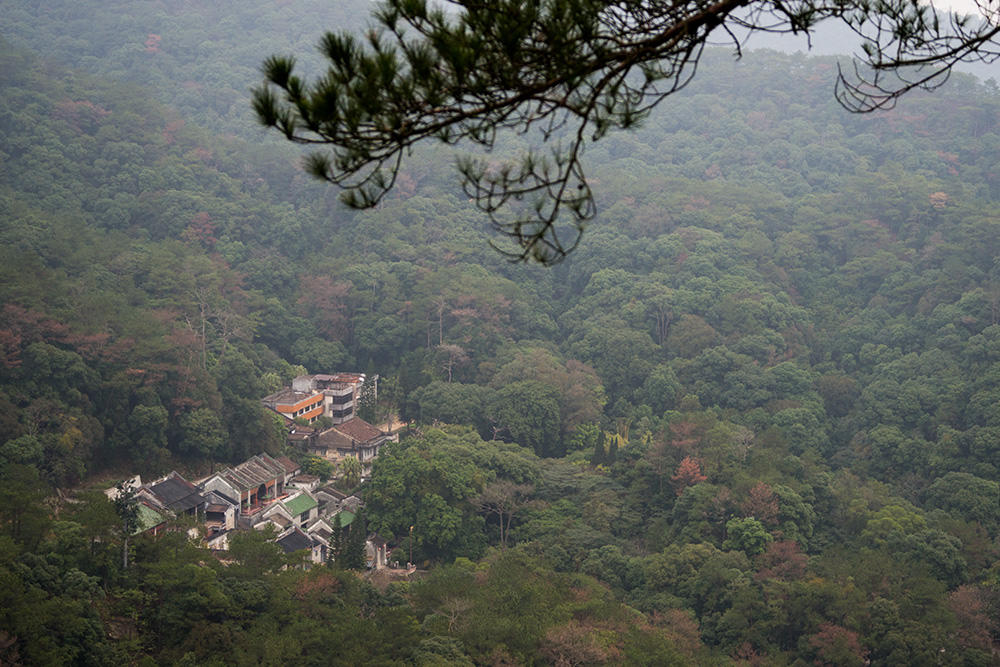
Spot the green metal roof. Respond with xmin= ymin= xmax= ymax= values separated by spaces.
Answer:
xmin=134 ymin=503 xmax=166 ymax=534
xmin=282 ymin=493 xmax=318 ymax=517
xmin=336 ymin=510 xmax=355 ymax=527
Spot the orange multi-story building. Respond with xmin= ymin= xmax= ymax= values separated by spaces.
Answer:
xmin=265 ymin=390 xmax=325 ymax=423
xmin=262 ymin=373 xmax=368 ymax=426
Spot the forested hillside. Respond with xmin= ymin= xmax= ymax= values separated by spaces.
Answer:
xmin=1 ymin=0 xmax=999 ymax=663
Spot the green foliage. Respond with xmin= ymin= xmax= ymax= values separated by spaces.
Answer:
xmin=178 ymin=408 xmax=227 ymax=459
xmin=301 ymin=455 xmax=333 ymax=481
xmin=365 ymin=427 xmax=538 ymax=561
xmin=338 ymin=455 xmax=362 ymax=490
xmin=487 ymin=381 xmax=563 ymax=457
xmin=925 ymin=472 xmax=1000 ymax=528
xmin=566 ymin=422 xmax=601 ymax=453
xmin=722 ymin=517 xmax=773 ymax=556
xmin=639 ymin=364 xmax=681 ymax=415
xmin=0 ymin=464 xmax=52 ymax=551
xmin=227 ymin=527 xmax=288 ymax=577
xmin=340 ymin=510 xmax=368 ymax=571
xmin=256 ymin=0 xmax=999 ymax=263
xmin=2 ymin=5 xmax=1000 ymax=661
xmin=290 ymin=337 xmax=351 ymax=374
xmin=411 ymin=381 xmax=492 ymax=431
xmin=489 ymin=345 xmax=607 ymax=435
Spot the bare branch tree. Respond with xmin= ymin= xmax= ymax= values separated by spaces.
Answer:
xmin=472 ymin=480 xmax=534 ymax=549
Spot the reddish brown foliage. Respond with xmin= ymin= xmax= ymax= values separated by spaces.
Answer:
xmin=742 ymin=482 xmax=779 ymax=526
xmin=807 ymin=623 xmax=867 ymax=666
xmin=52 ymin=99 xmax=111 ymax=132
xmin=650 ymin=609 xmax=703 ymax=658
xmin=755 ymin=540 xmax=807 ymax=581
xmin=671 ymin=456 xmax=707 ymax=495
xmin=297 ymin=276 xmax=352 ymax=339
xmin=162 ymin=119 xmax=184 ymax=144
xmin=182 ymin=212 xmax=217 ymax=249
xmin=539 ymin=621 xmax=621 ymax=667
xmin=0 ymin=329 xmax=22 ymax=368
xmin=484 ymin=646 xmax=520 ymax=666
xmin=293 ymin=570 xmax=341 ymax=602
xmin=948 ymin=585 xmax=999 ymax=654
xmin=0 ymin=304 xmax=137 ymax=368
xmin=0 ymin=304 xmax=70 ymax=346
xmin=189 ymin=147 xmax=213 ymax=162
xmin=732 ymin=641 xmax=769 ymax=666
xmin=63 ymin=331 xmax=134 ymax=364
xmin=669 ymin=420 xmax=700 ymax=454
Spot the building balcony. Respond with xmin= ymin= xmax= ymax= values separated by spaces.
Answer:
xmin=242 ymin=492 xmax=290 ymax=516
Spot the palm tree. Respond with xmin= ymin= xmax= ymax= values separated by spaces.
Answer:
xmin=339 ymin=456 xmax=362 ymax=490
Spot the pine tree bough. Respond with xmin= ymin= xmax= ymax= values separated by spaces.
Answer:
xmin=253 ymin=0 xmax=1000 ymax=264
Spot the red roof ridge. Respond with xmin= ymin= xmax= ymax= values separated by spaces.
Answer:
xmin=334 ymin=417 xmax=383 ymax=441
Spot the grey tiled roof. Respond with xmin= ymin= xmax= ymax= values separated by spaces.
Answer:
xmin=262 ymin=387 xmax=313 ymax=406
xmin=219 ymin=453 xmax=286 ymax=491
xmin=204 ymin=489 xmax=238 ymax=507
xmin=276 ymin=528 xmax=314 ymax=554
xmin=147 ymin=474 xmax=205 ymax=512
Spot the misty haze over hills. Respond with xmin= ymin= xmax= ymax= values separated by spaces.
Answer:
xmin=746 ymin=19 xmax=999 ymax=82
xmin=1 ymin=1 xmax=999 ymax=664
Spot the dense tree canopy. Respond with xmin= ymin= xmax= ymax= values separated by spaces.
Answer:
xmin=254 ymin=0 xmax=1000 ymax=263
xmin=3 ymin=0 xmax=1000 ymax=661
